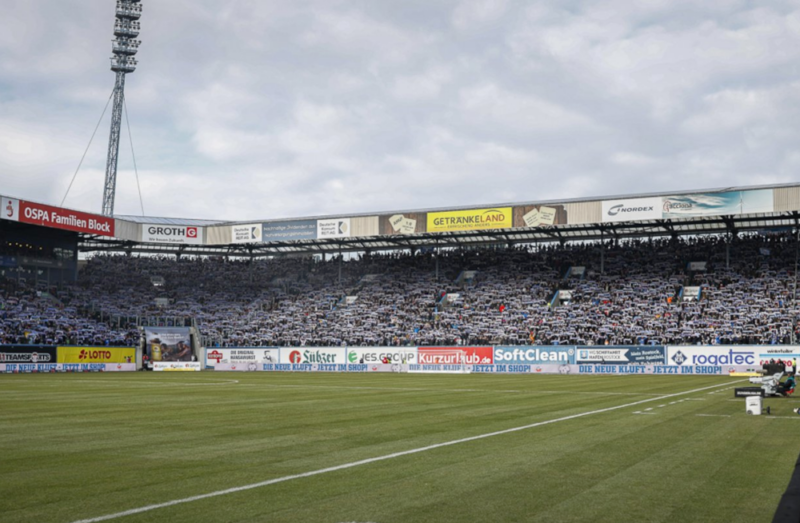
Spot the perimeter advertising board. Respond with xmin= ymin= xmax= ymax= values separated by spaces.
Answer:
xmin=493 ymin=346 xmax=575 ymax=364
xmin=279 ymin=348 xmax=347 ymax=364
xmin=427 ymin=208 xmax=512 ymax=233
xmin=0 ymin=345 xmax=57 ymax=363
xmin=153 ymin=362 xmax=202 ymax=371
xmin=601 ymin=197 xmax=662 ymax=223
xmin=231 ymin=224 xmax=263 ymax=244
xmin=347 ymin=347 xmax=418 ymax=364
xmin=145 ymin=327 xmax=193 ymax=362
xmin=205 ymin=348 xmax=279 ymax=368
xmin=142 ymin=225 xmax=204 ymax=245
xmin=262 ymin=220 xmax=317 ymax=242
xmin=757 ymin=347 xmax=800 ymax=365
xmin=418 ymin=347 xmax=493 ymax=364
xmin=1 ymin=363 xmax=135 ymax=372
xmin=575 ymin=346 xmax=666 ymax=365
xmin=58 ymin=347 xmax=136 ymax=364
xmin=666 ymin=346 xmax=758 ymax=367
xmin=16 ymin=201 xmax=114 ymax=236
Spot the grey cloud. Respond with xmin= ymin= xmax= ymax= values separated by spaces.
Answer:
xmin=0 ymin=0 xmax=798 ymax=221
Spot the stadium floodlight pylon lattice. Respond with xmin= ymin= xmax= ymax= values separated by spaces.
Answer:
xmin=102 ymin=0 xmax=142 ymax=217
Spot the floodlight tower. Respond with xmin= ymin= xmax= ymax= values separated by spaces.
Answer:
xmin=101 ymin=0 xmax=142 ymax=216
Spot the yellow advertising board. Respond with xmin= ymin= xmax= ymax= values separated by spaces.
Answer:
xmin=427 ymin=207 xmax=512 ymax=233
xmin=58 ymin=347 xmax=136 ymax=364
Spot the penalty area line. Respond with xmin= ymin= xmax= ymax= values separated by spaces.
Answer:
xmin=70 ymin=379 xmax=742 ymax=523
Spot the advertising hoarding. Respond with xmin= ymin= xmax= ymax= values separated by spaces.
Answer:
xmin=0 ymin=345 xmax=57 ymax=363
xmin=418 ymin=347 xmax=493 ymax=364
xmin=17 ymin=201 xmax=114 ymax=236
xmin=153 ymin=361 xmax=202 ymax=371
xmin=575 ymin=346 xmax=666 ymax=365
xmin=379 ymin=213 xmax=426 ymax=235
xmin=205 ymin=348 xmax=279 ymax=368
xmin=347 ymin=347 xmax=417 ymax=364
xmin=427 ymin=208 xmax=512 ymax=233
xmin=666 ymin=346 xmax=758 ymax=367
xmin=1 ymin=197 xmax=19 ymax=221
xmin=262 ymin=220 xmax=318 ymax=242
xmin=231 ymin=224 xmax=263 ymax=244
xmin=142 ymin=225 xmax=204 ymax=245
xmin=279 ymin=348 xmax=347 ymax=364
xmin=662 ymin=190 xmax=773 ymax=218
xmin=145 ymin=328 xmax=193 ymax=362
xmin=58 ymin=347 xmax=136 ymax=364
xmin=493 ymin=346 xmax=575 ymax=364
xmin=1 ymin=363 xmax=135 ymax=372
xmin=317 ymin=218 xmax=351 ymax=239
xmin=601 ymin=197 xmax=662 ymax=222
xmin=512 ymin=205 xmax=568 ymax=227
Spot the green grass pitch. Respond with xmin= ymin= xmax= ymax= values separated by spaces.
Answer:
xmin=1 ymin=372 xmax=798 ymax=523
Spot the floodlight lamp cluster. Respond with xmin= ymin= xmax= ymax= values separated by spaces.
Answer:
xmin=110 ymin=1 xmax=142 ymax=74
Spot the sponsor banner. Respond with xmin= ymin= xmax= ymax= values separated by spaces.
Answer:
xmin=18 ymin=201 xmax=114 ymax=236
xmin=0 ymin=345 xmax=57 ymax=363
xmin=513 ymin=205 xmax=568 ymax=228
xmin=667 ymin=346 xmax=759 ymax=367
xmin=317 ymin=218 xmax=351 ymax=239
xmin=153 ymin=361 xmax=202 ymax=372
xmin=427 ymin=207 xmax=512 ymax=233
xmin=262 ymin=219 xmax=317 ymax=242
xmin=142 ymin=224 xmax=203 ymax=245
xmin=145 ymin=327 xmax=193 ymax=362
xmin=231 ymin=224 xmax=263 ymax=244
xmin=419 ymin=347 xmax=493 ymax=365
xmin=203 ymin=358 xmax=754 ymax=376
xmin=1 ymin=197 xmax=19 ymax=221
xmin=474 ymin=364 xmax=746 ymax=375
xmin=494 ymin=346 xmax=575 ymax=365
xmin=575 ymin=364 xmax=745 ymax=375
xmin=602 ymin=197 xmax=662 ymax=223
xmin=379 ymin=213 xmax=426 ymax=235
xmin=575 ymin=346 xmax=666 ymax=365
xmin=757 ymin=347 xmax=800 ymax=365
xmin=279 ymin=348 xmax=347 ymax=365
xmin=213 ymin=363 xmax=405 ymax=373
xmin=347 ymin=347 xmax=417 ymax=364
xmin=0 ymin=363 xmax=135 ymax=372
xmin=205 ymin=348 xmax=279 ymax=368
xmin=662 ymin=190 xmax=773 ymax=218
xmin=58 ymin=347 xmax=136 ymax=364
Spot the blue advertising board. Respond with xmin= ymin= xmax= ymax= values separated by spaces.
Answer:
xmin=262 ymin=219 xmax=317 ymax=242
xmin=575 ymin=346 xmax=666 ymax=365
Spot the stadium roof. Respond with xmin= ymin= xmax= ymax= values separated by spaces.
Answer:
xmin=3 ymin=182 xmax=800 ymax=257
xmin=118 ymin=181 xmax=800 ymax=227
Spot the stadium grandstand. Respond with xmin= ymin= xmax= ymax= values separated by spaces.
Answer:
xmin=2 ymin=183 xmax=800 ymax=349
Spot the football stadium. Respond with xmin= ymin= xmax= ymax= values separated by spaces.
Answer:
xmin=4 ymin=2 xmax=800 ymax=523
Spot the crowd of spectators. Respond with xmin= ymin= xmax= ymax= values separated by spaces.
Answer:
xmin=1 ymin=233 xmax=798 ymax=347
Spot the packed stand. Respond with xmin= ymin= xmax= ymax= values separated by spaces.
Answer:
xmin=0 ymin=233 xmax=798 ymax=347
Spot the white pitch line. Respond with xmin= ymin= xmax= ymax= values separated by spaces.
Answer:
xmin=695 ymin=414 xmax=731 ymax=418
xmin=235 ymin=383 xmax=665 ymax=396
xmin=69 ymin=379 xmax=743 ymax=523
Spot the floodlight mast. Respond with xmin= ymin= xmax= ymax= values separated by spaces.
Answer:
xmin=101 ymin=1 xmax=142 ymax=216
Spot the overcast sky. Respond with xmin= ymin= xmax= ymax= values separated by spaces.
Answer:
xmin=1 ymin=0 xmax=799 ymax=221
